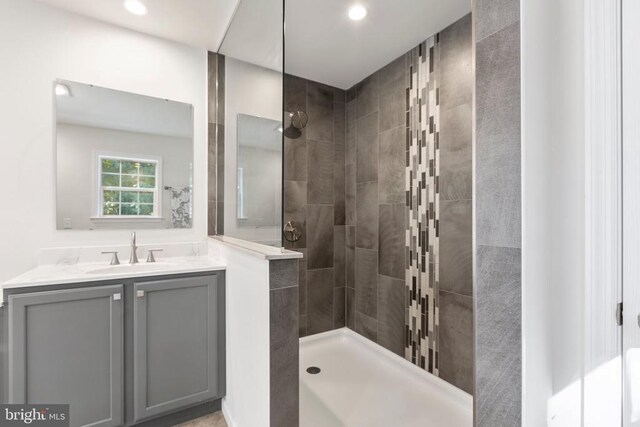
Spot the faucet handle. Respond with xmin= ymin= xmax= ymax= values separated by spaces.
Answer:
xmin=101 ymin=251 xmax=120 ymax=265
xmin=146 ymin=249 xmax=163 ymax=263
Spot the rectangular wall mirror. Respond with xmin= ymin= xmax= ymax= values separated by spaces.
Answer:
xmin=55 ymin=80 xmax=194 ymax=230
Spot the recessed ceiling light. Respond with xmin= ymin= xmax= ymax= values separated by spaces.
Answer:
xmin=55 ymin=83 xmax=70 ymax=97
xmin=348 ymin=5 xmax=367 ymax=21
xmin=124 ymin=0 xmax=148 ymax=16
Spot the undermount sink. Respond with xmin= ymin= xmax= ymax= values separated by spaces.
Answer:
xmin=86 ymin=262 xmax=175 ymax=275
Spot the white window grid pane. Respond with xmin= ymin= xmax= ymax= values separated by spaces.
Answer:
xmin=99 ymin=155 xmax=159 ymax=217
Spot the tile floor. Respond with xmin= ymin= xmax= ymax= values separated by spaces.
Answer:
xmin=176 ymin=411 xmax=227 ymax=427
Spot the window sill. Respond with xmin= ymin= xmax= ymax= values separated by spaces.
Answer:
xmin=90 ymin=216 xmax=164 ymax=223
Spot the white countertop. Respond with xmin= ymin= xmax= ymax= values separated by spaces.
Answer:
xmin=2 ymin=256 xmax=226 ymax=297
xmin=209 ymin=236 xmax=303 ymax=260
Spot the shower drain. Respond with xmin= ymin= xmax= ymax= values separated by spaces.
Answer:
xmin=306 ymin=366 xmax=321 ymax=375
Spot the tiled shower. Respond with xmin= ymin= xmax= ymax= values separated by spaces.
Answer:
xmin=284 ymin=14 xmax=473 ymax=393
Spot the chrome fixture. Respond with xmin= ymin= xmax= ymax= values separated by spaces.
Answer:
xmin=101 ymin=251 xmax=120 ymax=265
xmin=283 ymin=111 xmax=308 ymax=139
xmin=130 ymin=232 xmax=139 ymax=264
xmin=283 ymin=221 xmax=302 ymax=243
xmin=146 ymin=248 xmax=163 ymax=263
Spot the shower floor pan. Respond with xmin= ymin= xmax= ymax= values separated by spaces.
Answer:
xmin=300 ymin=328 xmax=472 ymax=427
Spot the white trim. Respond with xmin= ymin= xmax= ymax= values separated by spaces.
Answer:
xmin=584 ymin=0 xmax=622 ymax=423
xmin=90 ymin=216 xmax=164 ymax=223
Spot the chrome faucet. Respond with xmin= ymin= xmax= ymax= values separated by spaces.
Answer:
xmin=130 ymin=232 xmax=139 ymax=264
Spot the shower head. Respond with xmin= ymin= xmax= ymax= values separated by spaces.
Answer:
xmin=283 ymin=110 xmax=308 ymax=139
xmin=290 ymin=111 xmax=308 ymax=129
xmin=283 ymin=126 xmax=302 ymax=139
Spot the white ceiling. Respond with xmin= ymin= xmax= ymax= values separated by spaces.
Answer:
xmin=35 ymin=0 xmax=239 ymax=52
xmin=219 ymin=0 xmax=283 ymax=72
xmin=35 ymin=0 xmax=470 ymax=89
xmin=285 ymin=0 xmax=471 ymax=89
xmin=56 ymin=80 xmax=193 ymax=139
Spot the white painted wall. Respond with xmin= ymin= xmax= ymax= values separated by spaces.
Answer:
xmin=521 ymin=0 xmax=553 ymax=424
xmin=622 ymin=2 xmax=640 ymax=425
xmin=224 ymin=57 xmax=282 ymax=245
xmin=56 ymin=124 xmax=192 ymax=230
xmin=521 ymin=0 xmax=624 ymax=425
xmin=547 ymin=0 xmax=586 ymax=412
xmin=208 ymin=238 xmax=270 ymax=427
xmin=0 ymin=0 xmax=207 ymax=282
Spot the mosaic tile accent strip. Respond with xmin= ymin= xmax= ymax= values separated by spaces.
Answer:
xmin=405 ymin=35 xmax=440 ymax=375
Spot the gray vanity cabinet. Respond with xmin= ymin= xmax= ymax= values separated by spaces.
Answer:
xmin=132 ymin=275 xmax=223 ymax=422
xmin=8 ymin=285 xmax=124 ymax=427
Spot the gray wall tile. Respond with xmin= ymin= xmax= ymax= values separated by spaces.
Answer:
xmin=207 ymin=123 xmax=217 ymax=203
xmin=476 ymin=22 xmax=521 ymax=249
xmin=284 ymin=137 xmax=307 ymax=182
xmin=216 ymin=201 xmax=224 ymax=235
xmin=355 ymin=249 xmax=378 ymax=318
xmin=334 ymin=226 xmax=346 ymax=286
xmin=299 ymin=315 xmax=307 ymax=338
xmin=377 ymin=275 xmax=405 ymax=356
xmin=345 ymin=163 xmax=356 ymax=226
xmin=378 ymin=204 xmax=406 ymax=280
xmin=280 ymin=75 xmax=349 ymax=340
xmin=215 ymin=55 xmax=225 ymax=125
xmin=346 ymin=288 xmax=355 ymax=329
xmin=440 ymin=14 xmax=473 ymax=111
xmin=299 ymin=257 xmax=307 ymax=316
xmin=356 ymin=74 xmax=379 ymax=119
xmin=438 ymin=290 xmax=473 ymax=394
xmin=474 ymin=4 xmax=522 ymax=418
xmin=216 ymin=123 xmax=225 ymax=199
xmin=334 ymin=287 xmax=346 ymax=328
xmin=207 ymin=201 xmax=216 ymax=236
xmin=307 ymin=139 xmax=334 ymax=205
xmin=346 ymin=100 xmax=356 ymax=165
xmin=284 ymin=181 xmax=307 ymax=248
xmin=476 ymin=245 xmax=521 ymax=425
xmin=333 ymin=88 xmax=346 ymax=105
xmin=307 ymin=204 xmax=334 ymax=269
xmin=207 ymin=52 xmax=218 ymax=124
xmin=270 ymin=286 xmax=299 ymax=427
xmin=356 ymin=112 xmax=379 ymax=183
xmin=334 ymin=101 xmax=346 ymax=225
xmin=347 ymin=87 xmax=356 ymax=103
xmin=379 ymin=56 xmax=406 ymax=132
xmin=440 ymin=200 xmax=473 ymax=296
xmin=285 ymin=74 xmax=306 ymax=113
xmin=269 ymin=259 xmax=299 ymax=290
xmin=356 ymin=182 xmax=379 ymax=249
xmin=476 ymin=0 xmax=520 ymax=42
xmin=440 ymin=104 xmax=472 ymax=201
xmin=379 ymin=126 xmax=406 ymax=204
xmin=355 ymin=312 xmax=378 ymax=342
xmin=307 ymin=268 xmax=335 ymax=335
xmin=346 ymin=226 xmax=356 ymax=288
xmin=307 ymin=81 xmax=334 ymax=142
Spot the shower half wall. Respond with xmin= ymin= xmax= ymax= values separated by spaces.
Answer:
xmin=284 ymin=14 xmax=473 ymax=394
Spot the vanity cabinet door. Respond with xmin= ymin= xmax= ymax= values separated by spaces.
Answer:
xmin=133 ymin=274 xmax=223 ymax=422
xmin=8 ymin=285 xmax=124 ymax=427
